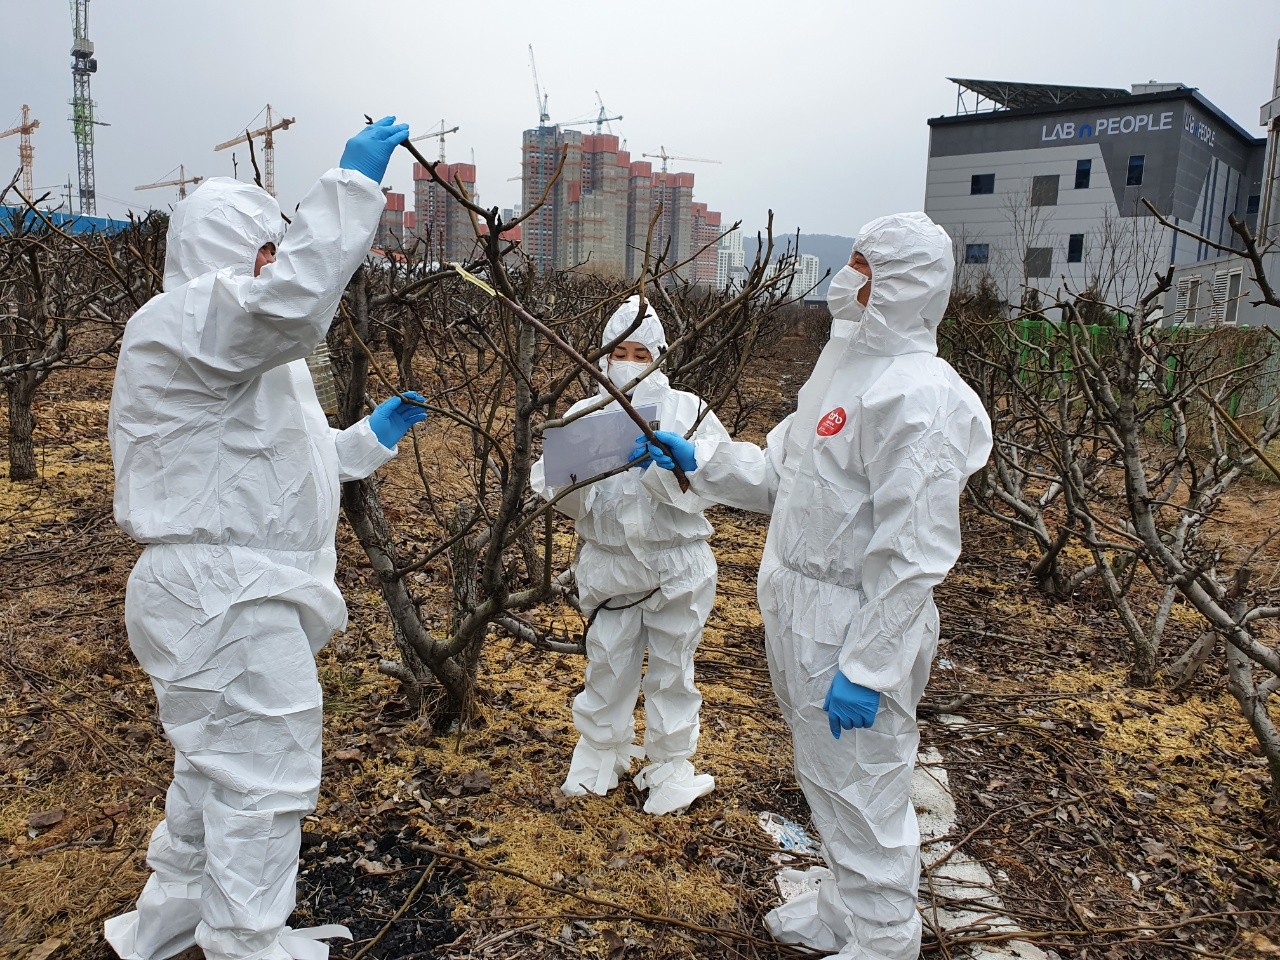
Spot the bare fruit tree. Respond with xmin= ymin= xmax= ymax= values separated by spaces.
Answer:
xmin=0 ymin=177 xmax=164 ymax=481
xmin=949 ymin=206 xmax=1280 ymax=807
xmin=327 ymin=147 xmax=806 ymax=727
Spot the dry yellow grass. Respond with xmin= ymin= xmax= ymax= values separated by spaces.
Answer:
xmin=3 ymin=353 xmax=1278 ymax=958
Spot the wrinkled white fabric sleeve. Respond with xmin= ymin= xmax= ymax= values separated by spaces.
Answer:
xmin=839 ymin=396 xmax=964 ymax=693
xmin=188 ymin=169 xmax=384 ymax=384
xmin=333 ymin=419 xmax=396 ymax=482
xmin=684 ymin=413 xmax=792 ymax=515
xmin=640 ymin=404 xmax=731 ymax=513
xmin=530 ymin=455 xmax=592 ymax=521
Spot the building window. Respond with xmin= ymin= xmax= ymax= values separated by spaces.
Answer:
xmin=964 ymin=243 xmax=990 ymax=264
xmin=1175 ymin=275 xmax=1201 ymax=324
xmin=1246 ymin=193 xmax=1262 ymax=230
xmin=971 ymin=173 xmax=995 ymax=195
xmin=1126 ymin=155 xmax=1145 ymax=186
xmin=1031 ymin=175 xmax=1059 ymax=207
xmin=1074 ymin=159 xmax=1091 ymax=189
xmin=1207 ymin=270 xmax=1245 ymax=324
xmin=1025 ymin=247 xmax=1052 ymax=278
xmin=1224 ymin=270 xmax=1243 ymax=325
xmin=1067 ymin=234 xmax=1084 ymax=263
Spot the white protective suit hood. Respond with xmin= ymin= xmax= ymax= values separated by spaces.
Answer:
xmin=163 ymin=178 xmax=285 ymax=291
xmin=598 ymin=295 xmax=670 ymax=399
xmin=842 ymin=212 xmax=953 ymax=357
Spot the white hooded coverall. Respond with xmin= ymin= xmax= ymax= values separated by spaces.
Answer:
xmin=106 ymin=173 xmax=390 ymax=960
xmin=684 ymin=214 xmax=992 ymax=959
xmin=531 ymin=297 xmax=731 ymax=815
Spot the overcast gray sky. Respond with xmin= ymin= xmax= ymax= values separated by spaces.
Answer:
xmin=4 ymin=1 xmax=1278 ymax=240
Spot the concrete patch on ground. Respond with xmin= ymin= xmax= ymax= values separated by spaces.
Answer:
xmin=917 ymin=716 xmax=1052 ymax=959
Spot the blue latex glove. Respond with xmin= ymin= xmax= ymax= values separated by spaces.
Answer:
xmin=369 ymin=391 xmax=427 ymax=449
xmin=634 ymin=430 xmax=697 ymax=473
xmin=823 ymin=672 xmax=880 ymax=739
xmin=629 ymin=437 xmax=652 ymax=470
xmin=339 ymin=116 xmax=411 ymax=184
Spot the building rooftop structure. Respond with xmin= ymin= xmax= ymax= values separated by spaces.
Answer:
xmin=948 ymin=77 xmax=1131 ymax=113
xmin=935 ymin=78 xmax=1262 ymax=146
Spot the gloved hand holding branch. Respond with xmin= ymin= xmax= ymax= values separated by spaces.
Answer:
xmin=448 ymin=262 xmax=691 ymax=493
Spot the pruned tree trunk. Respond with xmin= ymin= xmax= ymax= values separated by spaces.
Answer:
xmin=341 ymin=473 xmax=474 ymax=722
xmin=1226 ymin=642 xmax=1280 ymax=809
xmin=449 ymin=503 xmax=485 ymax=706
xmin=6 ymin=374 xmax=38 ymax=481
xmin=1170 ymin=630 xmax=1217 ymax=692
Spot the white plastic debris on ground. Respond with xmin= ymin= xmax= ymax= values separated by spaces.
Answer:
xmin=756 ymin=811 xmax=829 ymax=903
xmin=758 ymin=715 xmax=1052 ymax=959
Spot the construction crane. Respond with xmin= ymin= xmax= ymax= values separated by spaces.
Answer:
xmin=641 ymin=146 xmax=721 ymax=175
xmin=563 ymin=91 xmax=622 ymax=136
xmin=528 ymin=44 xmax=550 ymax=125
xmin=69 ymin=0 xmax=103 ymax=215
xmin=0 ymin=105 xmax=40 ymax=197
xmin=135 ymin=164 xmax=203 ymax=202
xmin=409 ymin=120 xmax=459 ymax=162
xmin=214 ymin=104 xmax=295 ymax=197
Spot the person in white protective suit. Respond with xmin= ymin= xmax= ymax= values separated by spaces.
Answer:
xmin=105 ymin=118 xmax=425 ymax=960
xmin=638 ymin=213 xmax=993 ymax=960
xmin=530 ymin=295 xmax=732 ymax=815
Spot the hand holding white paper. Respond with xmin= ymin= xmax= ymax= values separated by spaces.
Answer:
xmin=540 ymin=403 xmax=658 ymax=487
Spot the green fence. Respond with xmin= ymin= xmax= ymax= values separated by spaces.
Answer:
xmin=949 ymin=317 xmax=1280 ymax=453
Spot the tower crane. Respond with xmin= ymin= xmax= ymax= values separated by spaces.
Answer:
xmin=563 ymin=91 xmax=622 ymax=136
xmin=641 ymin=146 xmax=721 ymax=175
xmin=135 ymin=164 xmax=203 ymax=202
xmin=0 ymin=105 xmax=40 ymax=197
xmin=409 ymin=120 xmax=459 ymax=162
xmin=528 ymin=44 xmax=550 ymax=125
xmin=69 ymin=0 xmax=106 ymax=215
xmin=214 ymin=104 xmax=295 ymax=197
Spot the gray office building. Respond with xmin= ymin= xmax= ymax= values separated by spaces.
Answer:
xmin=924 ymin=77 xmax=1266 ymax=318
xmin=1165 ymin=41 xmax=1280 ymax=327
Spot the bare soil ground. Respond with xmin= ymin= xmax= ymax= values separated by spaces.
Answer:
xmin=2 ymin=341 xmax=1278 ymax=960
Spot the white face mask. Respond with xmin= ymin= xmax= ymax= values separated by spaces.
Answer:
xmin=607 ymin=360 xmax=649 ymax=393
xmin=827 ymin=263 xmax=870 ymax=333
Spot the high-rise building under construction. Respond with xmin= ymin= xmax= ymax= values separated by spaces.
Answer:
xmin=522 ymin=126 xmax=723 ymax=281
xmin=413 ymin=162 xmax=478 ymax=263
xmin=376 ymin=190 xmax=405 ymax=251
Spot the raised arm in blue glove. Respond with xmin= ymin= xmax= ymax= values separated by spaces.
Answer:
xmin=823 ymin=672 xmax=880 ymax=739
xmin=634 ymin=430 xmax=697 ymax=473
xmin=339 ymin=116 xmax=411 ymax=184
xmin=369 ymin=392 xmax=427 ymax=449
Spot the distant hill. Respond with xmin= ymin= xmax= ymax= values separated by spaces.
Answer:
xmin=795 ymin=234 xmax=855 ymax=298
xmin=740 ymin=231 xmax=853 ymax=300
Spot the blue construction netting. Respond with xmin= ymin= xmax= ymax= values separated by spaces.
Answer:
xmin=0 ymin=205 xmax=132 ymax=236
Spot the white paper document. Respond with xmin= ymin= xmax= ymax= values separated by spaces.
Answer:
xmin=541 ymin=403 xmax=659 ymax=487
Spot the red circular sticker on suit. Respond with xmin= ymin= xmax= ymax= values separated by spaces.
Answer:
xmin=816 ymin=406 xmax=847 ymax=437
